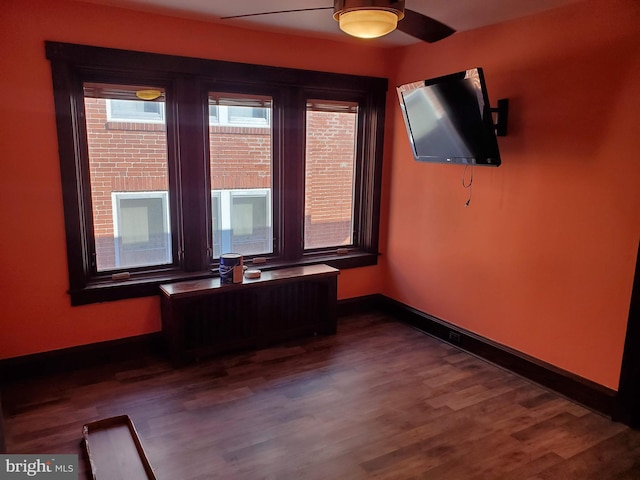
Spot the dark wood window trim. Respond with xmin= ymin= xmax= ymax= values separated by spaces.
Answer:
xmin=45 ymin=41 xmax=387 ymax=306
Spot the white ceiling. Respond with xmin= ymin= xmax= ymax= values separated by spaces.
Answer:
xmin=78 ymin=0 xmax=586 ymax=46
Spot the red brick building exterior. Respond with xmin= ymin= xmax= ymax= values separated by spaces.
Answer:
xmin=85 ymin=98 xmax=355 ymax=271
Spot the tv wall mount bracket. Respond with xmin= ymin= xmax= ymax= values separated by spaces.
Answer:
xmin=492 ymin=98 xmax=509 ymax=137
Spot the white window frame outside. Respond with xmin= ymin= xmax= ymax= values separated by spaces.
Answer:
xmin=209 ymin=105 xmax=270 ymax=128
xmin=111 ymin=191 xmax=172 ymax=268
xmin=211 ymin=188 xmax=272 ymax=257
xmin=106 ymin=99 xmax=166 ymax=123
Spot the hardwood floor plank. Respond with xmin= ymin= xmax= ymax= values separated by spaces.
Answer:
xmin=3 ymin=312 xmax=639 ymax=479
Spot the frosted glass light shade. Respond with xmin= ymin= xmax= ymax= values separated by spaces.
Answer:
xmin=135 ymin=89 xmax=162 ymax=100
xmin=338 ymin=9 xmax=398 ymax=39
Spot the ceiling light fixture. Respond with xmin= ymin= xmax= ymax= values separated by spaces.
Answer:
xmin=135 ymin=89 xmax=162 ymax=101
xmin=333 ymin=0 xmax=405 ymax=39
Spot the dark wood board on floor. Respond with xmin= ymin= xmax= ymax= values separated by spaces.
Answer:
xmin=83 ymin=415 xmax=156 ymax=480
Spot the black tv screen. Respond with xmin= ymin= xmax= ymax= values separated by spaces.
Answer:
xmin=397 ymin=68 xmax=501 ymax=166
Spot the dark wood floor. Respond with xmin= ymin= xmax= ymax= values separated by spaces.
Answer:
xmin=3 ymin=312 xmax=640 ymax=479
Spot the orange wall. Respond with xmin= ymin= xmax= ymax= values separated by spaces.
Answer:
xmin=0 ymin=0 xmax=389 ymax=359
xmin=382 ymin=0 xmax=640 ymax=389
xmin=1 ymin=0 xmax=638 ymax=392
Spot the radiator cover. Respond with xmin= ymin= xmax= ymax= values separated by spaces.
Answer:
xmin=160 ymin=265 xmax=339 ymax=365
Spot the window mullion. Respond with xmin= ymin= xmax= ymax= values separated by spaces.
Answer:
xmin=175 ymin=77 xmax=209 ymax=271
xmin=279 ymin=90 xmax=305 ymax=261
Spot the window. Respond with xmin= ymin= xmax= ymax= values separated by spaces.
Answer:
xmin=46 ymin=42 xmax=386 ymax=305
xmin=211 ymin=191 xmax=222 ymax=259
xmin=212 ymin=189 xmax=272 ymax=258
xmin=107 ymin=99 xmax=165 ymax=123
xmin=229 ymin=190 xmax=271 ymax=254
xmin=84 ymin=84 xmax=172 ymax=273
xmin=112 ymin=192 xmax=171 ymax=269
xmin=209 ymin=93 xmax=273 ymax=259
xmin=304 ymin=100 xmax=358 ymax=250
xmin=209 ymin=105 xmax=270 ymax=127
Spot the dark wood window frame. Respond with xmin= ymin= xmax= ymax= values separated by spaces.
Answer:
xmin=45 ymin=42 xmax=387 ymax=306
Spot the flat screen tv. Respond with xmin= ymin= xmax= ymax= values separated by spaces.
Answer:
xmin=397 ymin=67 xmax=502 ymax=166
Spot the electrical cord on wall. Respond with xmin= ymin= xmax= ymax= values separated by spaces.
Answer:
xmin=462 ymin=164 xmax=474 ymax=207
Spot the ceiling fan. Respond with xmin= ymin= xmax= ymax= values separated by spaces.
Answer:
xmin=221 ymin=0 xmax=455 ymax=43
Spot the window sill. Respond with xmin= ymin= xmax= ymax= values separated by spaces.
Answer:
xmin=69 ymin=251 xmax=379 ymax=306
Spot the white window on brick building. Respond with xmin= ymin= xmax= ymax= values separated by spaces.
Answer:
xmin=211 ymin=189 xmax=271 ymax=258
xmin=209 ymin=93 xmax=273 ymax=259
xmin=112 ymin=191 xmax=171 ymax=269
xmin=107 ymin=99 xmax=165 ymax=123
xmin=83 ymin=83 xmax=172 ymax=272
xmin=209 ymin=105 xmax=270 ymax=127
xmin=304 ymin=100 xmax=358 ymax=250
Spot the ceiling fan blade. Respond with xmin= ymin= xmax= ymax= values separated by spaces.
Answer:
xmin=397 ymin=8 xmax=455 ymax=43
xmin=220 ymin=7 xmax=333 ymax=20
